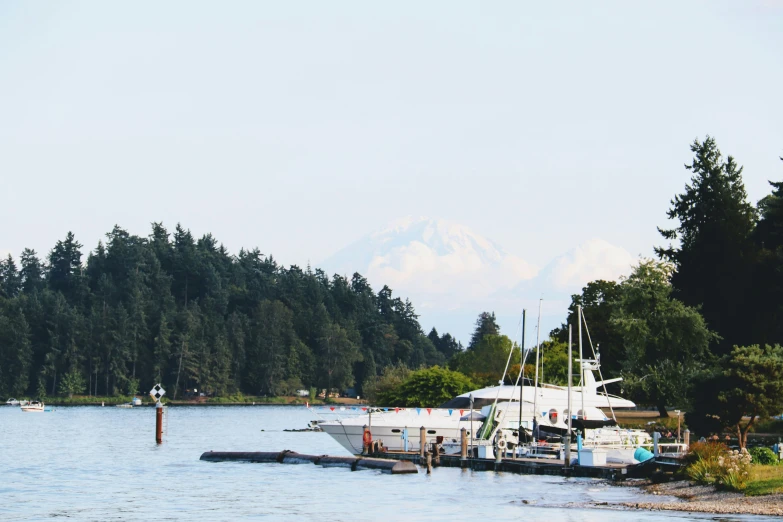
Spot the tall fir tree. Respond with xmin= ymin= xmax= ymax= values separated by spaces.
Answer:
xmin=656 ymin=136 xmax=757 ymax=353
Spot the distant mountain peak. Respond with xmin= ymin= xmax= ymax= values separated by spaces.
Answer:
xmin=322 ymin=217 xmax=536 ymax=306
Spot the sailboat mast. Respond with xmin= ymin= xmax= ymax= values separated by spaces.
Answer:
xmin=566 ymin=324 xmax=573 ymax=466
xmin=578 ymin=304 xmax=584 ymax=420
xmin=518 ymin=309 xmax=526 ymax=433
xmin=532 ymin=299 xmax=542 ymax=431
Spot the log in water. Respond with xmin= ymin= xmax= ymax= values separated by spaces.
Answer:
xmin=199 ymin=450 xmax=418 ymax=474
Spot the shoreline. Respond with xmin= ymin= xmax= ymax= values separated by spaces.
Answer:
xmin=35 ymin=400 xmax=367 ymax=407
xmin=607 ymin=479 xmax=783 ymax=516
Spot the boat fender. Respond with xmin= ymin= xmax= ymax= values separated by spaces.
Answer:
xmin=363 ymin=429 xmax=372 ymax=447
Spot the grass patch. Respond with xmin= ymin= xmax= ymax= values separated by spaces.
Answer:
xmin=744 ymin=465 xmax=783 ymax=496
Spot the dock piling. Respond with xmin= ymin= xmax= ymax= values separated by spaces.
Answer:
xmin=155 ymin=401 xmax=163 ymax=444
xmin=419 ymin=426 xmax=426 ymax=457
xmin=460 ymin=428 xmax=467 ymax=463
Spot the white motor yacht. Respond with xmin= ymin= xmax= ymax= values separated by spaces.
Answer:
xmin=318 ymin=365 xmax=636 ymax=454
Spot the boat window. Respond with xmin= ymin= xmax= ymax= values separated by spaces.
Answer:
xmin=427 ymin=430 xmax=437 ymax=435
xmin=548 ymin=408 xmax=559 ymax=424
xmin=391 ymin=429 xmax=401 ymax=433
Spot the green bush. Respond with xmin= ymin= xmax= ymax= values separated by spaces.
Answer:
xmin=684 ymin=442 xmax=752 ymax=491
xmin=376 ymin=366 xmax=475 ymax=407
xmin=749 ymin=446 xmax=778 ymax=466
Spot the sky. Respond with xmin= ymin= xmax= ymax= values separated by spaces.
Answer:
xmin=1 ymin=1 xmax=782 ymax=340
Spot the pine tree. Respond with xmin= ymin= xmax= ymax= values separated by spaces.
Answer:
xmin=468 ymin=312 xmax=500 ymax=349
xmin=656 ymin=136 xmax=757 ymax=353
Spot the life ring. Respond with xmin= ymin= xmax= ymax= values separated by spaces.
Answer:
xmin=498 ymin=438 xmax=507 ymax=449
xmin=363 ymin=429 xmax=372 ymax=446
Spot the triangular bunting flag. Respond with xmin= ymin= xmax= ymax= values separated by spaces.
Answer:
xmin=448 ymin=409 xmax=453 ymax=416
xmin=395 ymin=407 xmax=400 ymax=413
xmin=426 ymin=408 xmax=432 ymax=415
xmin=416 ymin=408 xmax=421 ymax=415
xmin=362 ymin=407 xmax=367 ymax=411
xmin=351 ymin=406 xmax=357 ymax=410
xmin=459 ymin=409 xmax=464 ymax=416
xmin=383 ymin=408 xmax=389 ymax=412
xmin=330 ymin=406 xmax=335 ymax=411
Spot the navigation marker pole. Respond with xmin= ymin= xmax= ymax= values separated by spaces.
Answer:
xmin=150 ymin=383 xmax=166 ymax=444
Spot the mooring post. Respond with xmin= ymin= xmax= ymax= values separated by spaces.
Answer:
xmin=495 ymin=441 xmax=502 ymax=464
xmin=156 ymin=400 xmax=163 ymax=444
xmin=653 ymin=431 xmax=660 ymax=457
xmin=426 ymin=448 xmax=432 ymax=474
xmin=419 ymin=426 xmax=426 ymax=458
xmin=684 ymin=429 xmax=690 ymax=449
xmin=460 ymin=428 xmax=467 ymax=462
xmin=432 ymin=442 xmax=440 ymax=466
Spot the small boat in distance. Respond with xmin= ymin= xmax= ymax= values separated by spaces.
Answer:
xmin=6 ymin=398 xmax=21 ymax=406
xmin=117 ymin=397 xmax=143 ymax=408
xmin=21 ymin=401 xmax=45 ymax=412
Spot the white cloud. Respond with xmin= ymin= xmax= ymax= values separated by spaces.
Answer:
xmin=546 ymin=238 xmax=636 ymax=289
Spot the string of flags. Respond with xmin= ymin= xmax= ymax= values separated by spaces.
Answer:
xmin=305 ymin=404 xmax=466 ymax=416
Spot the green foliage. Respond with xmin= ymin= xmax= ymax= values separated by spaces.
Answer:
xmin=58 ymin=370 xmax=86 ymax=398
xmin=362 ymin=364 xmax=411 ymax=404
xmin=685 ymin=442 xmax=752 ymax=491
xmin=749 ymin=447 xmax=778 ymax=466
xmin=550 ymin=280 xmax=624 ymax=376
xmin=449 ymin=334 xmax=519 ymax=386
xmin=0 ymin=224 xmax=460 ymax=401
xmin=720 ymin=345 xmax=783 ymax=448
xmin=613 ymin=259 xmax=717 ymax=415
xmin=376 ymin=366 xmax=476 ymax=407
xmin=125 ymin=378 xmax=139 ymax=396
xmin=530 ymin=339 xmax=577 ymax=386
xmin=656 ymin=136 xmax=757 ymax=355
xmin=468 ymin=312 xmax=499 ymax=350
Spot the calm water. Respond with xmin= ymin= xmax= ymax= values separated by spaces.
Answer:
xmin=0 ymin=405 xmax=774 ymax=521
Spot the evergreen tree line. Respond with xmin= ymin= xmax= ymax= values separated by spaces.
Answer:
xmin=0 ymin=223 xmax=462 ymax=400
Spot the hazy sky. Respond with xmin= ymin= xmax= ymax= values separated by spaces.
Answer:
xmin=2 ymin=1 xmax=782 ymax=273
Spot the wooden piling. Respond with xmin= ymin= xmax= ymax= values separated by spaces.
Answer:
xmin=426 ymin=449 xmax=432 ymax=474
xmin=156 ymin=402 xmax=163 ymax=444
xmin=433 ymin=443 xmax=440 ymax=466
xmin=460 ymin=428 xmax=467 ymax=462
xmin=419 ymin=426 xmax=426 ymax=457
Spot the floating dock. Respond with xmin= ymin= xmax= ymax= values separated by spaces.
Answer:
xmin=200 ymin=450 xmax=418 ymax=474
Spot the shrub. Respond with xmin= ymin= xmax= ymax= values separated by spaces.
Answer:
xmin=716 ymin=449 xmax=752 ymax=490
xmin=376 ymin=366 xmax=475 ymax=407
xmin=686 ymin=441 xmax=729 ymax=464
xmin=749 ymin=446 xmax=778 ymax=466
xmin=684 ymin=442 xmax=752 ymax=490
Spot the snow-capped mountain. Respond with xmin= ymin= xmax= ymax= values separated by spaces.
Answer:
xmin=321 ymin=217 xmax=537 ymax=311
xmin=320 ymin=217 xmax=636 ymax=344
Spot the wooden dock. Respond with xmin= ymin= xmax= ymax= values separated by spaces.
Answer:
xmin=200 ymin=449 xmax=679 ymax=479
